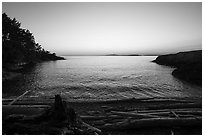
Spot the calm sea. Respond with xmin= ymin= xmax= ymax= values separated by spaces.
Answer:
xmin=3 ymin=56 xmax=202 ymax=101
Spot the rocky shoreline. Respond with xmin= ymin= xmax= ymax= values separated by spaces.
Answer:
xmin=153 ymin=50 xmax=202 ymax=85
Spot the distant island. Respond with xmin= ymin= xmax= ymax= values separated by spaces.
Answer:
xmin=153 ymin=50 xmax=202 ymax=85
xmin=106 ymin=54 xmax=140 ymax=56
xmin=2 ymin=13 xmax=65 ymax=81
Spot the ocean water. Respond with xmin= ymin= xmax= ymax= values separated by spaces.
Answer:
xmin=3 ymin=56 xmax=202 ymax=100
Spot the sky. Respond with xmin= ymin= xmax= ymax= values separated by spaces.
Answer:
xmin=2 ymin=2 xmax=202 ymax=55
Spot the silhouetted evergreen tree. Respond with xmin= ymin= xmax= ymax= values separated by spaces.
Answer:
xmin=2 ymin=13 xmax=64 ymax=69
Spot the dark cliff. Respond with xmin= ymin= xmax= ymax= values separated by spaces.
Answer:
xmin=153 ymin=50 xmax=202 ymax=85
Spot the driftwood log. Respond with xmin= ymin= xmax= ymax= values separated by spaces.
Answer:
xmin=3 ymin=95 xmax=202 ymax=135
xmin=3 ymin=95 xmax=101 ymax=135
xmin=110 ymin=111 xmax=162 ymax=118
xmin=99 ymin=117 xmax=202 ymax=131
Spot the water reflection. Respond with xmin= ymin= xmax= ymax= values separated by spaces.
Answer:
xmin=3 ymin=56 xmax=202 ymax=100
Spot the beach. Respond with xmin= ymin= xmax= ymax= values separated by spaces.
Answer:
xmin=2 ymin=95 xmax=202 ymax=135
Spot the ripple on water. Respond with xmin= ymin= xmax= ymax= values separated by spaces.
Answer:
xmin=3 ymin=56 xmax=202 ymax=100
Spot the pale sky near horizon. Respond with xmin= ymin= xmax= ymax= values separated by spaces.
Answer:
xmin=2 ymin=2 xmax=202 ymax=55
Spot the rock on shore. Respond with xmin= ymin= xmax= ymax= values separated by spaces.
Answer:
xmin=153 ymin=50 xmax=202 ymax=85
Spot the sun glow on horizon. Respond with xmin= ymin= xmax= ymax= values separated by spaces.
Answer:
xmin=3 ymin=2 xmax=202 ymax=55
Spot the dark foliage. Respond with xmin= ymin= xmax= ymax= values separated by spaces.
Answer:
xmin=2 ymin=13 xmax=64 ymax=68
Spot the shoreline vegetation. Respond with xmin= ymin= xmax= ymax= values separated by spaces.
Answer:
xmin=2 ymin=13 xmax=65 ymax=82
xmin=152 ymin=50 xmax=202 ymax=86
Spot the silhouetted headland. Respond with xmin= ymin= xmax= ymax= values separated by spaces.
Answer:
xmin=2 ymin=13 xmax=65 ymax=81
xmin=153 ymin=50 xmax=202 ymax=85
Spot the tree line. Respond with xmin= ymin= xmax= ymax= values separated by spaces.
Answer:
xmin=2 ymin=13 xmax=64 ymax=68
